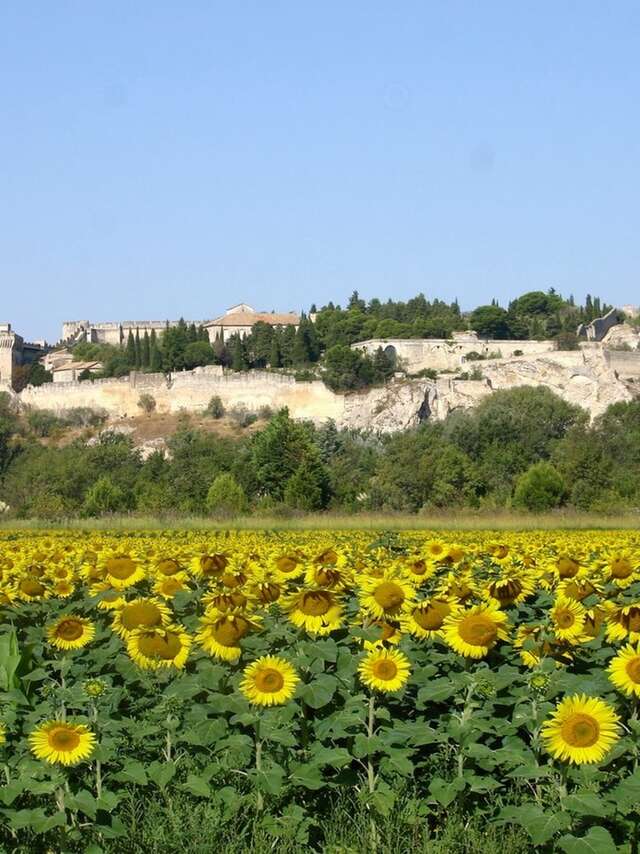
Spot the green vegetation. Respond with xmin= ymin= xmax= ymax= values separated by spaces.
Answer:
xmin=1 ymin=384 xmax=640 ymax=520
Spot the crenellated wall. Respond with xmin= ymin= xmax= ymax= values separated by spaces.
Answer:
xmin=19 ymin=366 xmax=345 ymax=422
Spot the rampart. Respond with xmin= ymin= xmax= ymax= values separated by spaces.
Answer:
xmin=352 ymin=337 xmax=556 ymax=372
xmin=605 ymin=350 xmax=640 ymax=380
xmin=62 ymin=319 xmax=206 ymax=347
xmin=19 ymin=366 xmax=344 ymax=423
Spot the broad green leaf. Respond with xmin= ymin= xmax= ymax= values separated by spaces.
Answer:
xmin=429 ymin=777 xmax=465 ymax=807
xmin=289 ymin=762 xmax=325 ymax=790
xmin=563 ymin=792 xmax=611 ymax=818
xmin=299 ymin=674 xmax=337 ymax=709
xmin=558 ymin=826 xmax=618 ymax=854
xmin=181 ymin=774 xmax=210 ymax=798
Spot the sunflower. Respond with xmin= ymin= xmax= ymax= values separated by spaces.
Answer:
xmin=284 ymin=589 xmax=344 ymax=636
xmin=304 ymin=562 xmax=351 ymax=590
xmin=16 ymin=577 xmax=49 ymax=602
xmin=358 ymin=648 xmax=411 ymax=693
xmin=359 ymin=575 xmax=414 ymax=620
xmin=401 ymin=598 xmax=457 ymax=640
xmin=442 ymin=603 xmax=509 ymax=659
xmin=550 ymin=596 xmax=587 ymax=643
xmin=239 ymin=656 xmax=299 ymax=706
xmin=46 ymin=616 xmax=95 ymax=650
xmin=127 ymin=625 xmax=192 ymax=670
xmin=600 ymin=550 xmax=639 ymax=588
xmin=425 ymin=539 xmax=447 ymax=561
xmin=271 ymin=553 xmax=306 ymax=582
xmin=155 ymin=557 xmax=184 ymax=577
xmin=52 ymin=580 xmax=75 ymax=598
xmin=153 ymin=574 xmax=189 ymax=600
xmin=189 ymin=552 xmax=228 ymax=580
xmin=90 ymin=582 xmax=126 ymax=611
xmin=608 ymin=644 xmax=640 ymax=698
xmin=29 ymin=720 xmax=96 ymax=766
xmin=541 ymin=694 xmax=620 ymax=765
xmin=196 ymin=612 xmax=260 ymax=661
xmin=111 ymin=597 xmax=171 ymax=638
xmin=485 ymin=572 xmax=535 ymax=607
xmin=359 ymin=619 xmax=402 ymax=650
xmin=604 ymin=602 xmax=640 ymax=643
xmin=555 ymin=555 xmax=581 ymax=579
xmin=99 ymin=553 xmax=146 ymax=590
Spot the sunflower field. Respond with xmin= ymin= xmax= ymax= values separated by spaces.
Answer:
xmin=1 ymin=530 xmax=640 ymax=852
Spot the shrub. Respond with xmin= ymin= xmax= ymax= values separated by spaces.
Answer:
xmin=411 ymin=368 xmax=438 ymax=380
xmin=205 ymin=472 xmax=247 ymax=516
xmin=555 ymin=331 xmax=580 ymax=351
xmin=137 ymin=393 xmax=156 ymax=415
xmin=513 ymin=462 xmax=565 ymax=511
xmin=27 ymin=410 xmax=65 ymax=438
xmin=513 ymin=349 xmax=524 ymax=356
xmin=205 ymin=396 xmax=225 ymax=419
xmin=228 ymin=405 xmax=257 ymax=428
xmin=82 ymin=476 xmax=128 ymax=516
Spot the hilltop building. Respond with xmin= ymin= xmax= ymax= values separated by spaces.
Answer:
xmin=62 ymin=304 xmax=301 ymax=347
xmin=204 ymin=304 xmax=301 ymax=342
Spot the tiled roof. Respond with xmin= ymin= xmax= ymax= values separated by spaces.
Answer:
xmin=205 ymin=311 xmax=300 ymax=328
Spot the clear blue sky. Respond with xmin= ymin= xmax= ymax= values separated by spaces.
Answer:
xmin=2 ymin=2 xmax=639 ymax=342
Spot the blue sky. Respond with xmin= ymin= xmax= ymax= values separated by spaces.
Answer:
xmin=2 ymin=2 xmax=640 ymax=341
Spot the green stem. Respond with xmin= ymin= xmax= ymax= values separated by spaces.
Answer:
xmin=366 ymin=694 xmax=378 ymax=849
xmin=255 ymin=718 xmax=264 ymax=812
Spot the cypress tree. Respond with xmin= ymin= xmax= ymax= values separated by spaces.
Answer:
xmin=125 ymin=330 xmax=136 ymax=368
xmin=231 ymin=335 xmax=248 ymax=372
xmin=270 ymin=333 xmax=282 ymax=368
xmin=142 ymin=330 xmax=151 ymax=369
xmin=150 ymin=329 xmax=162 ymax=372
xmin=134 ymin=328 xmax=142 ymax=369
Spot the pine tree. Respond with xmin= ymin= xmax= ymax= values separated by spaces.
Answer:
xmin=283 ymin=447 xmax=330 ymax=511
xmin=142 ymin=331 xmax=151 ymax=369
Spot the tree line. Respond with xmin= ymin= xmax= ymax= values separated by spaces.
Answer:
xmin=1 ymin=386 xmax=639 ymax=518
xmin=15 ymin=288 xmax=622 ymax=394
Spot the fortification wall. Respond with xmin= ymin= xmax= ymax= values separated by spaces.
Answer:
xmin=605 ymin=350 xmax=640 ymax=380
xmin=19 ymin=368 xmax=344 ymax=423
xmin=353 ymin=337 xmax=556 ymax=372
xmin=62 ymin=319 xmax=206 ymax=346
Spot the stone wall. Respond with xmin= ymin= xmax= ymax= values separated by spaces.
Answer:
xmin=62 ymin=319 xmax=205 ymax=346
xmin=16 ymin=347 xmax=638 ymax=431
xmin=577 ymin=308 xmax=620 ymax=341
xmin=605 ymin=350 xmax=640 ymax=381
xmin=352 ymin=337 xmax=556 ymax=372
xmin=20 ymin=366 xmax=344 ymax=423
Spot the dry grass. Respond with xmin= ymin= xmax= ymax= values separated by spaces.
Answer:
xmin=1 ymin=510 xmax=638 ymax=532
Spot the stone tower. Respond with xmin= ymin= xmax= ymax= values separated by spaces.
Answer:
xmin=0 ymin=324 xmax=19 ymax=388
